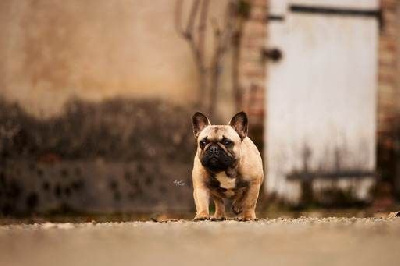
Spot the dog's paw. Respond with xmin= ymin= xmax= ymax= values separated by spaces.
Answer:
xmin=235 ymin=211 xmax=257 ymax=222
xmin=210 ymin=216 xmax=226 ymax=222
xmin=193 ymin=215 xmax=209 ymax=221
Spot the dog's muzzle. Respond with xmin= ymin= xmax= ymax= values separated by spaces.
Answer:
xmin=200 ymin=144 xmax=235 ymax=172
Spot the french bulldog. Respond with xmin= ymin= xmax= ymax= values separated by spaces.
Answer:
xmin=191 ymin=111 xmax=264 ymax=221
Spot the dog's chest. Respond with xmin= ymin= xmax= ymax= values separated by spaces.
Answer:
xmin=209 ymin=172 xmax=236 ymax=197
xmin=215 ymin=172 xmax=236 ymax=189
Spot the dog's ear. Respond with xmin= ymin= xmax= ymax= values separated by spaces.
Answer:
xmin=192 ymin=112 xmax=210 ymax=139
xmin=229 ymin=112 xmax=248 ymax=139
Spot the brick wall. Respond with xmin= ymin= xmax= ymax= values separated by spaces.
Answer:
xmin=379 ymin=0 xmax=399 ymax=135
xmin=378 ymin=0 xmax=400 ymax=197
xmin=236 ymin=0 xmax=267 ymax=153
xmin=240 ymin=0 xmax=267 ymax=127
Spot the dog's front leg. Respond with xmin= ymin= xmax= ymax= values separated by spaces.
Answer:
xmin=193 ymin=187 xmax=210 ymax=221
xmin=211 ymin=195 xmax=226 ymax=221
xmin=238 ymin=180 xmax=261 ymax=221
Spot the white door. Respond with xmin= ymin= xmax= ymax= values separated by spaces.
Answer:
xmin=265 ymin=0 xmax=379 ymax=203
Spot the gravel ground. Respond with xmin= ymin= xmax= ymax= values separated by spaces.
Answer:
xmin=1 ymin=217 xmax=400 ymax=266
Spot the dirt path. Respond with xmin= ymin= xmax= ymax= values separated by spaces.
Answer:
xmin=1 ymin=217 xmax=400 ymax=266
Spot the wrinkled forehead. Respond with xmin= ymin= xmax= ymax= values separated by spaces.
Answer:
xmin=198 ymin=125 xmax=240 ymax=141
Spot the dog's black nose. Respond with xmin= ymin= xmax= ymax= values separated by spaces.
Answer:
xmin=208 ymin=145 xmax=219 ymax=155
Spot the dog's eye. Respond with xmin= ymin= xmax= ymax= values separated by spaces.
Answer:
xmin=199 ymin=139 xmax=208 ymax=148
xmin=222 ymin=139 xmax=233 ymax=146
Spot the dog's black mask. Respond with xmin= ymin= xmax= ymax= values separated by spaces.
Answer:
xmin=200 ymin=144 xmax=235 ymax=172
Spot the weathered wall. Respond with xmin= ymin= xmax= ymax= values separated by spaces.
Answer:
xmin=2 ymin=160 xmax=194 ymax=214
xmin=0 ymin=0 xmax=234 ymax=118
xmin=0 ymin=98 xmax=195 ymax=214
xmin=0 ymin=0 xmax=264 ymax=215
